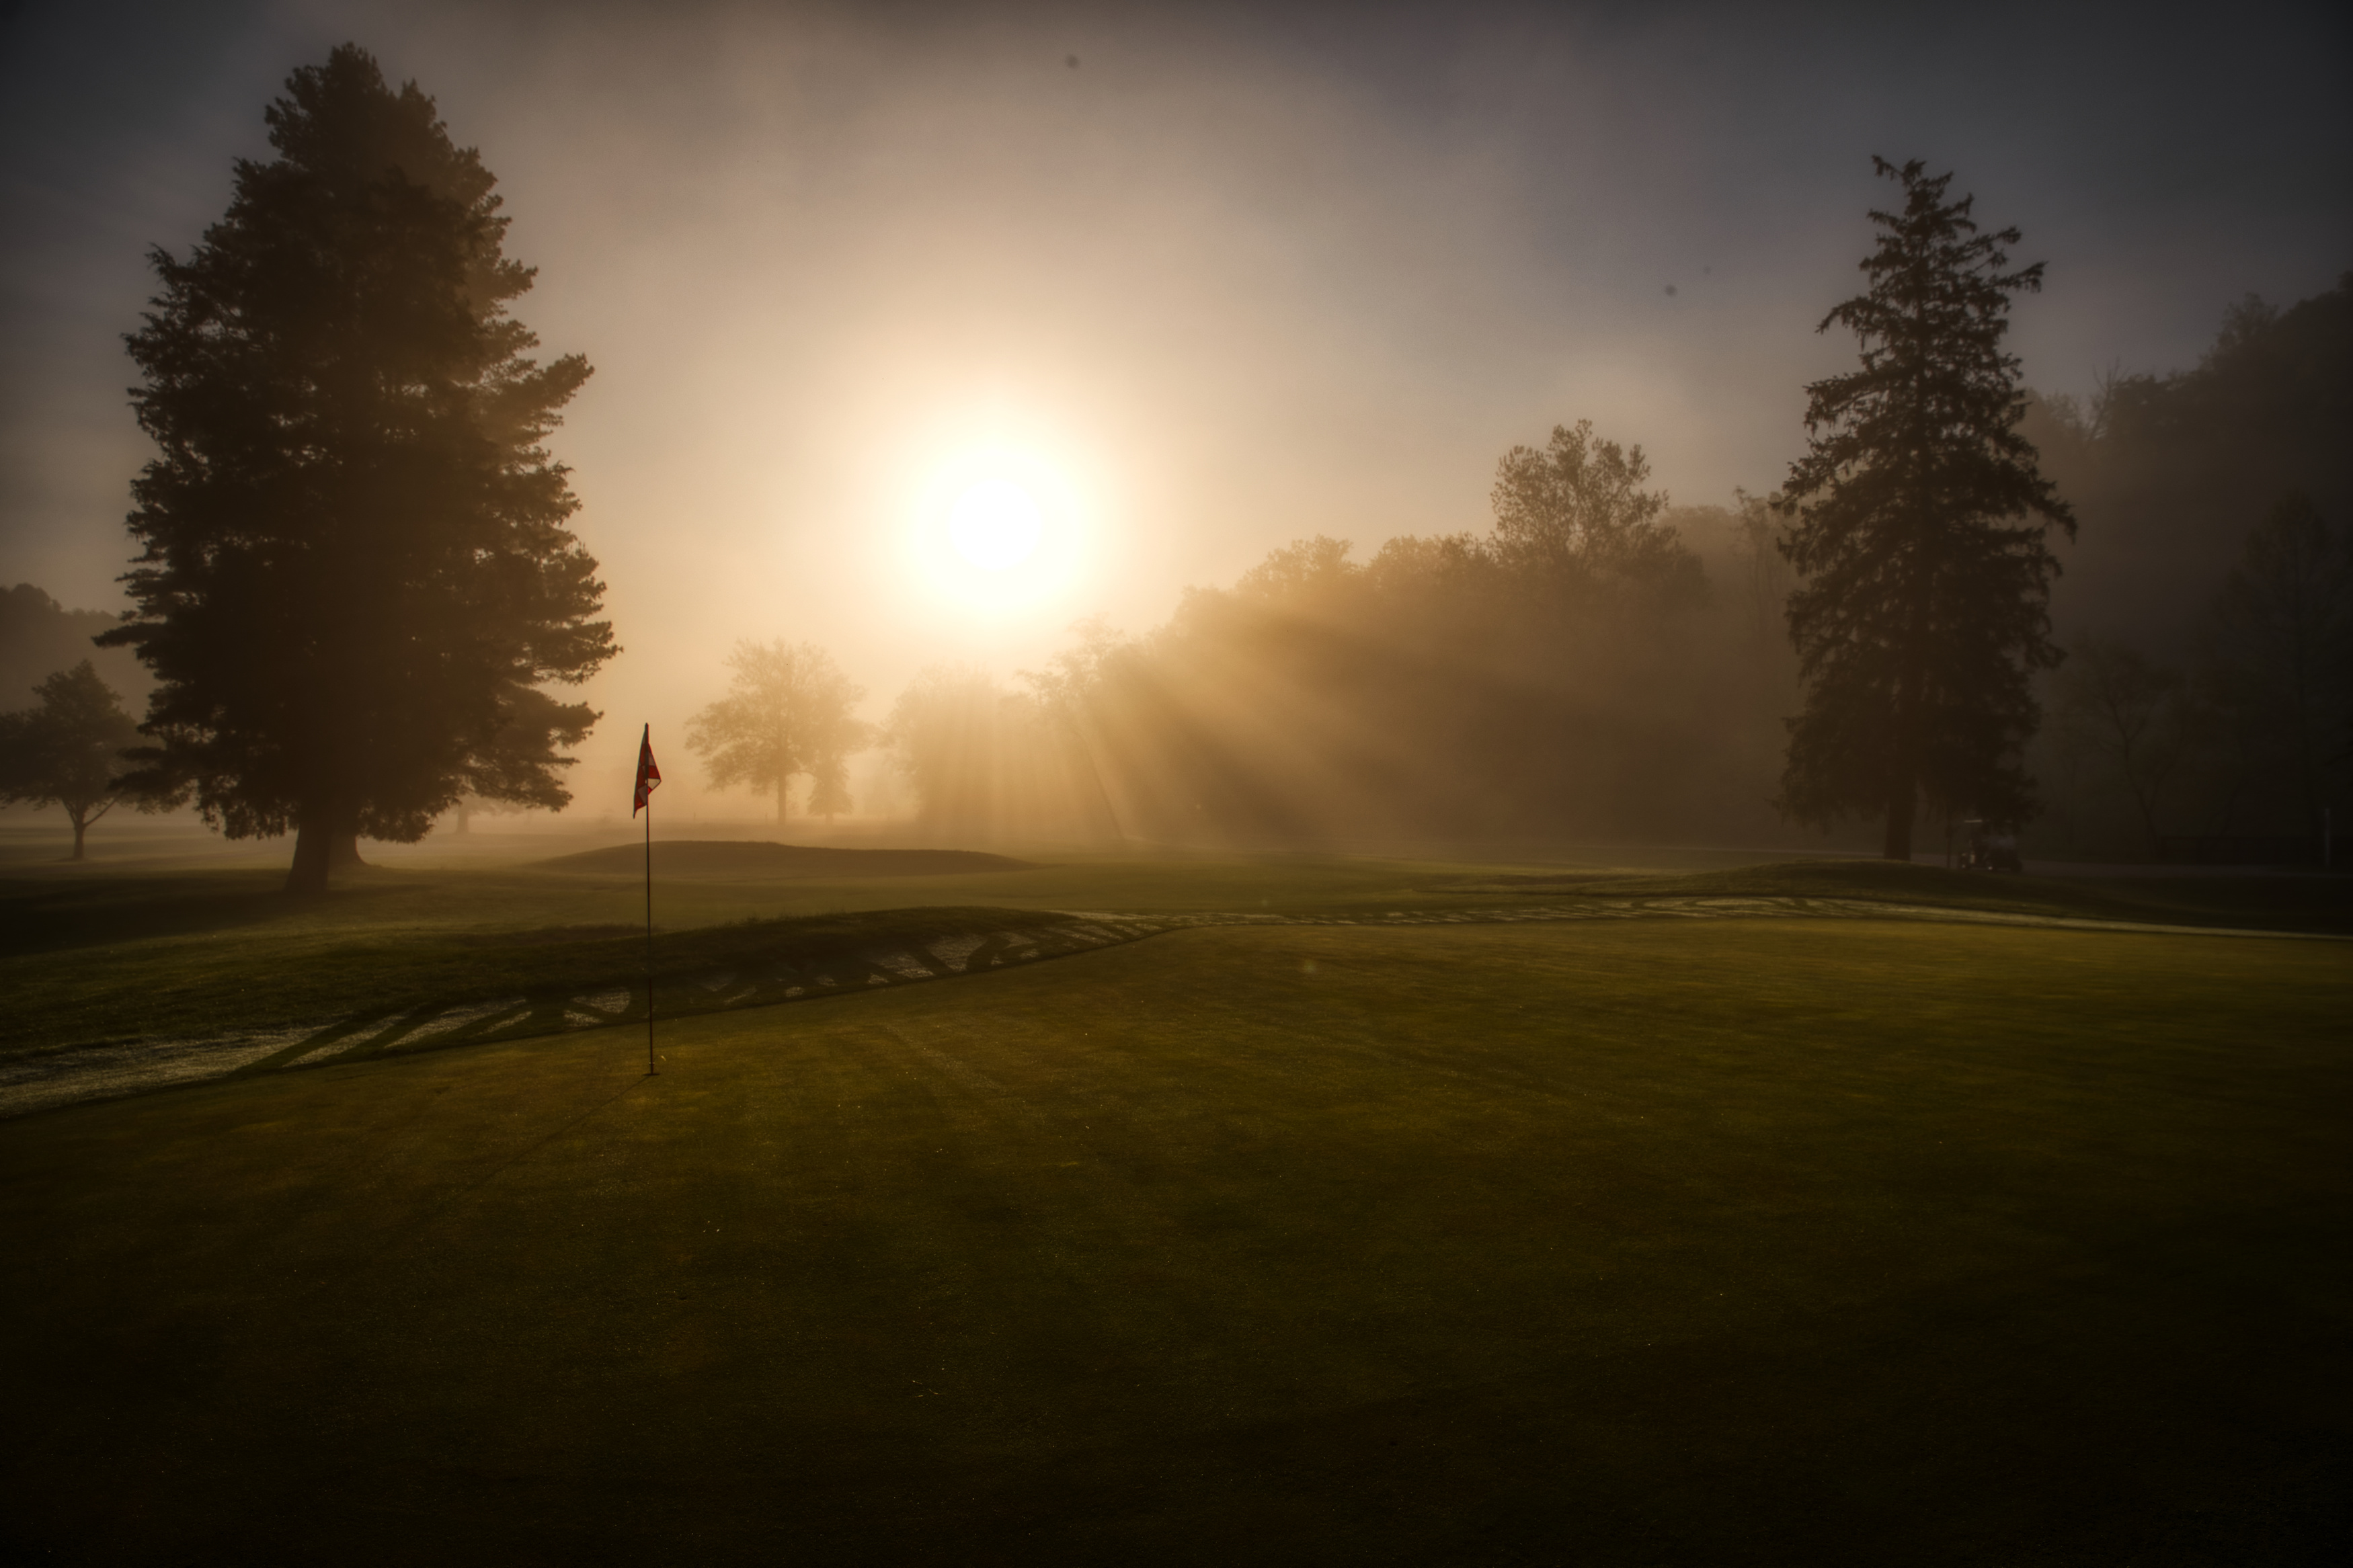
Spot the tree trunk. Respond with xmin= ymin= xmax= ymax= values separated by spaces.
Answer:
xmin=1884 ymin=595 xmax=1925 ymax=863
xmin=288 ymin=811 xmax=333 ymax=893
xmin=1884 ymin=670 xmax=1919 ymax=861
xmin=68 ymin=811 xmax=88 ymax=862
xmin=776 ymin=772 xmax=789 ymax=828
xmin=287 ymin=798 xmax=359 ymax=893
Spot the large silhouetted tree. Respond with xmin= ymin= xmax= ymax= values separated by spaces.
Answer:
xmin=686 ymin=641 xmax=869 ymax=825
xmin=1777 ymin=159 xmax=2073 ymax=860
xmin=102 ymin=45 xmax=614 ymax=892
xmin=0 ymin=663 xmax=146 ymax=861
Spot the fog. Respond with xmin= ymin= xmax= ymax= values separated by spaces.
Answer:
xmin=3 ymin=0 xmax=2349 ymax=845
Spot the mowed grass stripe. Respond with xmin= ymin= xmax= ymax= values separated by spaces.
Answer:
xmin=0 ymin=919 xmax=2345 ymax=1563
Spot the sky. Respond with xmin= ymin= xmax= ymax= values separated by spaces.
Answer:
xmin=3 ymin=0 xmax=2349 ymax=817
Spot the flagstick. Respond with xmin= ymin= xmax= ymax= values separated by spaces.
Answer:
xmin=644 ymin=790 xmax=656 ymax=1076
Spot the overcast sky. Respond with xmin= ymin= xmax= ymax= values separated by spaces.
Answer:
xmin=3 ymin=0 xmax=2348 ymax=811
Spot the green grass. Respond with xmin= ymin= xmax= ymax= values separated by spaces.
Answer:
xmin=1 ymin=895 xmax=1086 ymax=1059
xmin=7 ymin=845 xmax=2347 ymax=1063
xmin=3 ymin=917 xmax=2345 ymax=1563
xmin=1497 ymin=855 xmax=2353 ymax=932
xmin=1 ymin=844 xmax=1535 ymax=1058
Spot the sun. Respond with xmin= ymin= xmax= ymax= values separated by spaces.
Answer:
xmin=906 ymin=440 xmax=1090 ymax=618
xmin=947 ymin=478 xmax=1043 ymax=571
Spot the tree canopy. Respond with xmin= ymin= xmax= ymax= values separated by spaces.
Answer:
xmin=686 ymin=641 xmax=869 ymax=825
xmin=102 ymin=44 xmax=614 ymax=891
xmin=1777 ymin=158 xmax=2073 ymax=859
xmin=0 ymin=662 xmax=147 ymax=860
xmin=1489 ymin=421 xmax=1705 ymax=609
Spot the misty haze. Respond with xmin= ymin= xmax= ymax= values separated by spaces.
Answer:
xmin=2 ymin=3 xmax=2347 ymax=1563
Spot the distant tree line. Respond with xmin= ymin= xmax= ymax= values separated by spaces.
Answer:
xmin=2043 ymin=493 xmax=2352 ymax=857
xmin=876 ymin=426 xmax=1784 ymax=845
xmin=2005 ymin=277 xmax=2353 ymax=858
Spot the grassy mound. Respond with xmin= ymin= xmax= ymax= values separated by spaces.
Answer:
xmin=2 ymin=917 xmax=2342 ymax=1561
xmin=532 ymin=840 xmax=1039 ymax=878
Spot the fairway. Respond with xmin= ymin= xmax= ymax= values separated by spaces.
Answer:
xmin=3 ymin=915 xmax=2346 ymax=1563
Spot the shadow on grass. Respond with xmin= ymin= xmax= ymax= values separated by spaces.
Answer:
xmin=0 ymin=868 xmax=417 ymax=956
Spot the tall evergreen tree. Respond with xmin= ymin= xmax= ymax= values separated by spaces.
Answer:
xmin=103 ymin=44 xmax=614 ymax=892
xmin=1777 ymin=158 xmax=2073 ymax=860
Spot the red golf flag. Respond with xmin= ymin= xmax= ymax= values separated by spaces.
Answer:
xmin=633 ymin=724 xmax=662 ymax=816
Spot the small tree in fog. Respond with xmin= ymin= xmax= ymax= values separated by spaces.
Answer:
xmin=103 ymin=46 xmax=614 ymax=893
xmin=0 ymin=663 xmax=147 ymax=861
xmin=1777 ymin=159 xmax=2073 ymax=860
xmin=686 ymin=641 xmax=869 ymax=825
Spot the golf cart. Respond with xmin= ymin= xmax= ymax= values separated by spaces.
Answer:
xmin=1956 ymin=819 xmax=2022 ymax=873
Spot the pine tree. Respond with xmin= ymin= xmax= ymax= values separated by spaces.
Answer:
xmin=102 ymin=45 xmax=614 ymax=892
xmin=1777 ymin=159 xmax=2074 ymax=860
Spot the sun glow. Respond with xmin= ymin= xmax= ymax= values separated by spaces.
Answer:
xmin=947 ymin=479 xmax=1044 ymax=570
xmin=905 ymin=436 xmax=1092 ymax=619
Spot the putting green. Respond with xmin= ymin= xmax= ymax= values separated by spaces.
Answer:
xmin=2 ymin=916 xmax=2344 ymax=1562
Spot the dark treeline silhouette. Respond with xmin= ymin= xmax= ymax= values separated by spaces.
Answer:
xmin=2040 ymin=491 xmax=2352 ymax=856
xmin=2022 ymin=276 xmax=2353 ymax=856
xmin=2030 ymin=276 xmax=2353 ymax=649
